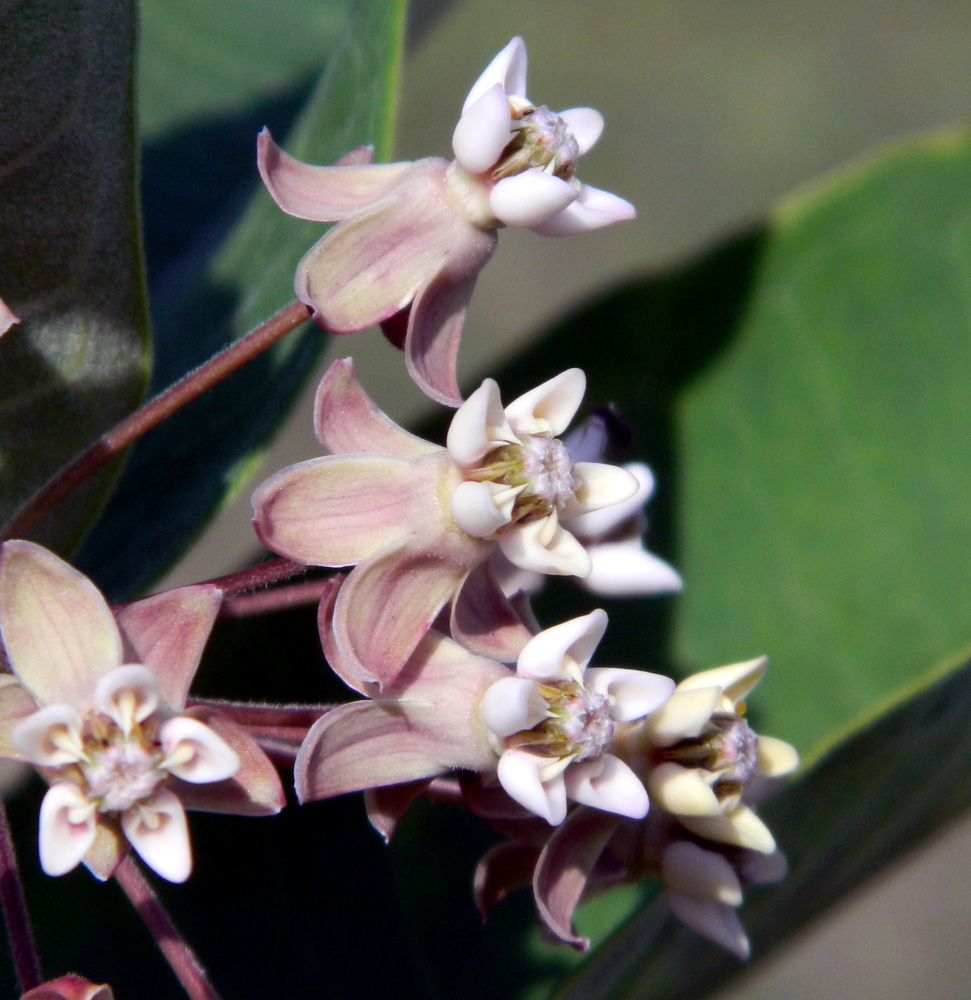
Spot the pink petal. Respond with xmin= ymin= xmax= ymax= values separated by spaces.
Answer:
xmin=159 ymin=716 xmax=240 ymax=783
xmin=503 ymin=368 xmax=586 ymax=437
xmin=531 ymin=183 xmax=636 ymax=237
xmin=489 ymin=171 xmax=578 ymax=229
xmin=452 ymin=83 xmax=513 ymax=174
xmin=564 ymin=755 xmax=649 ymax=818
xmin=0 ymin=295 xmax=19 ymax=338
xmin=364 ymin=780 xmax=431 ymax=842
xmin=22 ymin=975 xmax=114 ymax=1000
xmin=0 ymin=675 xmax=40 ymax=760
xmin=516 ymin=609 xmax=607 ymax=682
xmin=404 ymin=245 xmax=496 ymax=407
xmin=172 ymin=708 xmax=285 ymax=816
xmin=533 ymin=806 xmax=622 ymax=949
xmin=121 ymin=788 xmax=192 ymax=883
xmin=38 ymin=782 xmax=97 ymax=876
xmin=558 ymin=108 xmax=604 ymax=156
xmin=332 ymin=539 xmax=485 ymax=689
xmin=449 ymin=562 xmax=534 ymax=663
xmin=257 ymin=128 xmax=410 ymax=221
xmin=115 ymin=585 xmax=221 ymax=711
xmin=251 ymin=454 xmax=418 ymax=566
xmin=462 ymin=37 xmax=528 ymax=112
xmin=474 ymin=840 xmax=539 ymax=918
xmin=313 ymin=357 xmax=438 ymax=458
xmin=0 ymin=541 xmax=121 ymax=709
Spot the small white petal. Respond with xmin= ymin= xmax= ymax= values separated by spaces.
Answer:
xmin=585 ymin=668 xmax=675 ymax=721
xmin=516 ymin=609 xmax=608 ymax=683
xmin=447 ymin=378 xmax=516 ymax=468
xmin=159 ymin=716 xmax=240 ymax=784
xmin=661 ymin=841 xmax=743 ymax=905
xmin=677 ymin=657 xmax=768 ymax=709
xmin=567 ymin=462 xmax=655 ymax=540
xmin=13 ymin=704 xmax=85 ymax=766
xmin=583 ymin=542 xmax=684 ymax=597
xmin=642 ymin=686 xmax=722 ymax=747
xmin=38 ymin=782 xmax=97 ymax=876
xmin=462 ymin=36 xmax=528 ymax=112
xmin=565 ymin=462 xmax=639 ymax=516
xmin=531 ymin=183 xmax=636 ymax=237
xmin=499 ymin=517 xmax=592 ymax=577
xmin=93 ymin=665 xmax=159 ymax=737
xmin=450 ymin=480 xmax=518 ymax=537
xmin=496 ymin=748 xmax=567 ymax=825
xmin=558 ymin=107 xmax=604 ymax=155
xmin=490 ymin=553 xmax=544 ymax=598
xmin=648 ymin=762 xmax=722 ymax=816
xmin=680 ymin=804 xmax=777 ymax=854
xmin=564 ymin=755 xmax=649 ymax=818
xmin=480 ymin=676 xmax=548 ymax=738
xmin=452 ymin=84 xmax=513 ymax=174
xmin=504 ymin=368 xmax=586 ymax=438
xmin=666 ymin=891 xmax=750 ymax=959
xmin=489 ymin=171 xmax=578 ymax=229
xmin=121 ymin=788 xmax=192 ymax=883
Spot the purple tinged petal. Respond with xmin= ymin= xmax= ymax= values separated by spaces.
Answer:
xmin=251 ymin=454 xmax=418 ymax=566
xmin=558 ymin=108 xmax=604 ymax=155
xmin=447 ymin=378 xmax=515 ymax=467
xmin=665 ymin=892 xmax=750 ymax=959
xmin=0 ymin=676 xmax=40 ymax=759
xmin=313 ymin=357 xmax=438 ymax=458
xmin=564 ymin=755 xmax=649 ymax=818
xmin=517 ymin=609 xmax=608 ymax=683
xmin=531 ymin=183 xmax=636 ymax=237
xmin=364 ymin=780 xmax=431 ymax=842
xmin=257 ymin=128 xmax=410 ymax=221
xmin=489 ymin=171 xmax=578 ymax=229
xmin=584 ymin=667 xmax=675 ymax=721
xmin=450 ymin=562 xmax=534 ymax=663
xmin=661 ymin=840 xmax=743 ymax=905
xmin=533 ymin=806 xmax=622 ymax=949
xmin=173 ymin=708 xmax=285 ymax=816
xmin=114 ymin=585 xmax=221 ymax=711
xmin=0 ymin=541 xmax=121 ymax=709
xmin=504 ymin=368 xmax=586 ymax=437
xmin=38 ymin=782 xmax=97 ymax=876
xmin=121 ymin=788 xmax=191 ymax=883
xmin=462 ymin=36 xmax=528 ymax=112
xmin=0 ymin=296 xmax=19 ymax=337
xmin=452 ymin=83 xmax=514 ymax=174
xmin=159 ymin=716 xmax=240 ymax=783
xmin=474 ymin=840 xmax=540 ymax=918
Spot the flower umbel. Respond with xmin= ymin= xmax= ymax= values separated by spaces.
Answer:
xmin=0 ymin=541 xmax=285 ymax=882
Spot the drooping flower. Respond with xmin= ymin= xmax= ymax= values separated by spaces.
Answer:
xmin=258 ymin=36 xmax=634 ymax=405
xmin=0 ymin=541 xmax=285 ymax=883
xmin=297 ymin=587 xmax=672 ymax=832
xmin=252 ymin=359 xmax=638 ymax=688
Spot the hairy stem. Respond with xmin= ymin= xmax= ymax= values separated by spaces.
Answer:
xmin=219 ymin=577 xmax=334 ymax=617
xmin=115 ymin=857 xmax=224 ymax=1000
xmin=0 ymin=798 xmax=42 ymax=992
xmin=2 ymin=301 xmax=311 ymax=542
xmin=203 ymin=557 xmax=311 ymax=600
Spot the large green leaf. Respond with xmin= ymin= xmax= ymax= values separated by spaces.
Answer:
xmin=0 ymin=0 xmax=150 ymax=554
xmin=77 ymin=0 xmax=407 ymax=598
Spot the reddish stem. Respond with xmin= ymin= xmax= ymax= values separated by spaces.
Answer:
xmin=2 ymin=301 xmax=311 ymax=542
xmin=203 ymin=557 xmax=310 ymax=600
xmin=115 ymin=857 xmax=224 ymax=1000
xmin=0 ymin=798 xmax=42 ymax=992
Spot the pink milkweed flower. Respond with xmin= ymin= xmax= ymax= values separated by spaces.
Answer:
xmin=251 ymin=359 xmax=638 ymax=688
xmin=257 ymin=36 xmax=634 ymax=406
xmin=21 ymin=976 xmax=114 ymax=1000
xmin=0 ymin=541 xmax=285 ymax=883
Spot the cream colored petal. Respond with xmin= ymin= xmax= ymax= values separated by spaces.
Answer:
xmin=12 ymin=704 xmax=84 ymax=767
xmin=450 ymin=480 xmax=518 ymax=537
xmin=757 ymin=735 xmax=800 ymax=777
xmin=565 ymin=462 xmax=639 ymax=515
xmin=648 ymin=761 xmax=722 ymax=816
xmin=564 ymin=755 xmax=649 ymax=819
xmin=38 ymin=782 xmax=97 ymax=877
xmin=159 ymin=716 xmax=240 ymax=784
xmin=642 ymin=686 xmax=721 ymax=747
xmin=677 ymin=657 xmax=768 ymax=707
xmin=516 ymin=608 xmax=607 ymax=682
xmin=121 ymin=789 xmax=192 ymax=883
xmin=584 ymin=667 xmax=675 ymax=721
xmin=680 ymin=804 xmax=777 ymax=854
xmin=503 ymin=369 xmax=585 ymax=438
xmin=93 ymin=666 xmax=159 ymax=737
xmin=498 ymin=516 xmax=591 ymax=577
xmin=447 ymin=378 xmax=516 ymax=467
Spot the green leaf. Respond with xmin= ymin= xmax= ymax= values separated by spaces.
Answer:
xmin=77 ymin=0 xmax=407 ymax=597
xmin=0 ymin=0 xmax=150 ymax=554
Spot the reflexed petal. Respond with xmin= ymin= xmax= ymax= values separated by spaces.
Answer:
xmin=452 ymin=83 xmax=513 ymax=174
xmin=504 ymin=368 xmax=586 ymax=437
xmin=677 ymin=656 xmax=768 ymax=708
xmin=159 ymin=716 xmax=240 ymax=783
xmin=0 ymin=541 xmax=122 ymax=709
xmin=313 ymin=357 xmax=437 ymax=458
xmin=121 ymin=789 xmax=192 ymax=883
xmin=666 ymin=891 xmax=750 ymax=959
xmin=496 ymin=748 xmax=567 ymax=825
xmin=474 ymin=840 xmax=540 ymax=918
xmin=498 ymin=516 xmax=592 ymax=576
xmin=582 ymin=541 xmax=683 ymax=597
xmin=462 ymin=36 xmax=528 ymax=112
xmin=93 ymin=666 xmax=158 ymax=737
xmin=365 ymin=780 xmax=431 ymax=842
xmin=680 ymin=804 xmax=777 ymax=854
xmin=12 ymin=704 xmax=84 ymax=766
xmin=516 ymin=609 xmax=607 ymax=682
xmin=531 ymin=183 xmax=636 ymax=237
xmin=756 ymin=735 xmax=800 ymax=777
xmin=584 ymin=667 xmax=675 ymax=721
xmin=38 ymin=782 xmax=97 ymax=876
xmin=558 ymin=107 xmax=604 ymax=155
xmin=251 ymin=454 xmax=418 ymax=565
xmin=447 ymin=378 xmax=516 ymax=466
xmin=489 ymin=171 xmax=578 ymax=229
xmin=0 ymin=675 xmax=40 ymax=760
xmin=115 ymin=585 xmax=221 ymax=711
xmin=450 ymin=562 xmax=535 ymax=663
xmin=565 ymin=462 xmax=639 ymax=516
xmin=450 ymin=480 xmax=518 ymax=537
xmin=648 ymin=761 xmax=722 ymax=816
xmin=642 ymin=685 xmax=722 ymax=746
xmin=480 ymin=676 xmax=547 ymax=737
xmin=564 ymin=755 xmax=649 ymax=818
xmin=257 ymin=128 xmax=410 ymax=221
xmin=661 ymin=840 xmax=743 ymax=905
